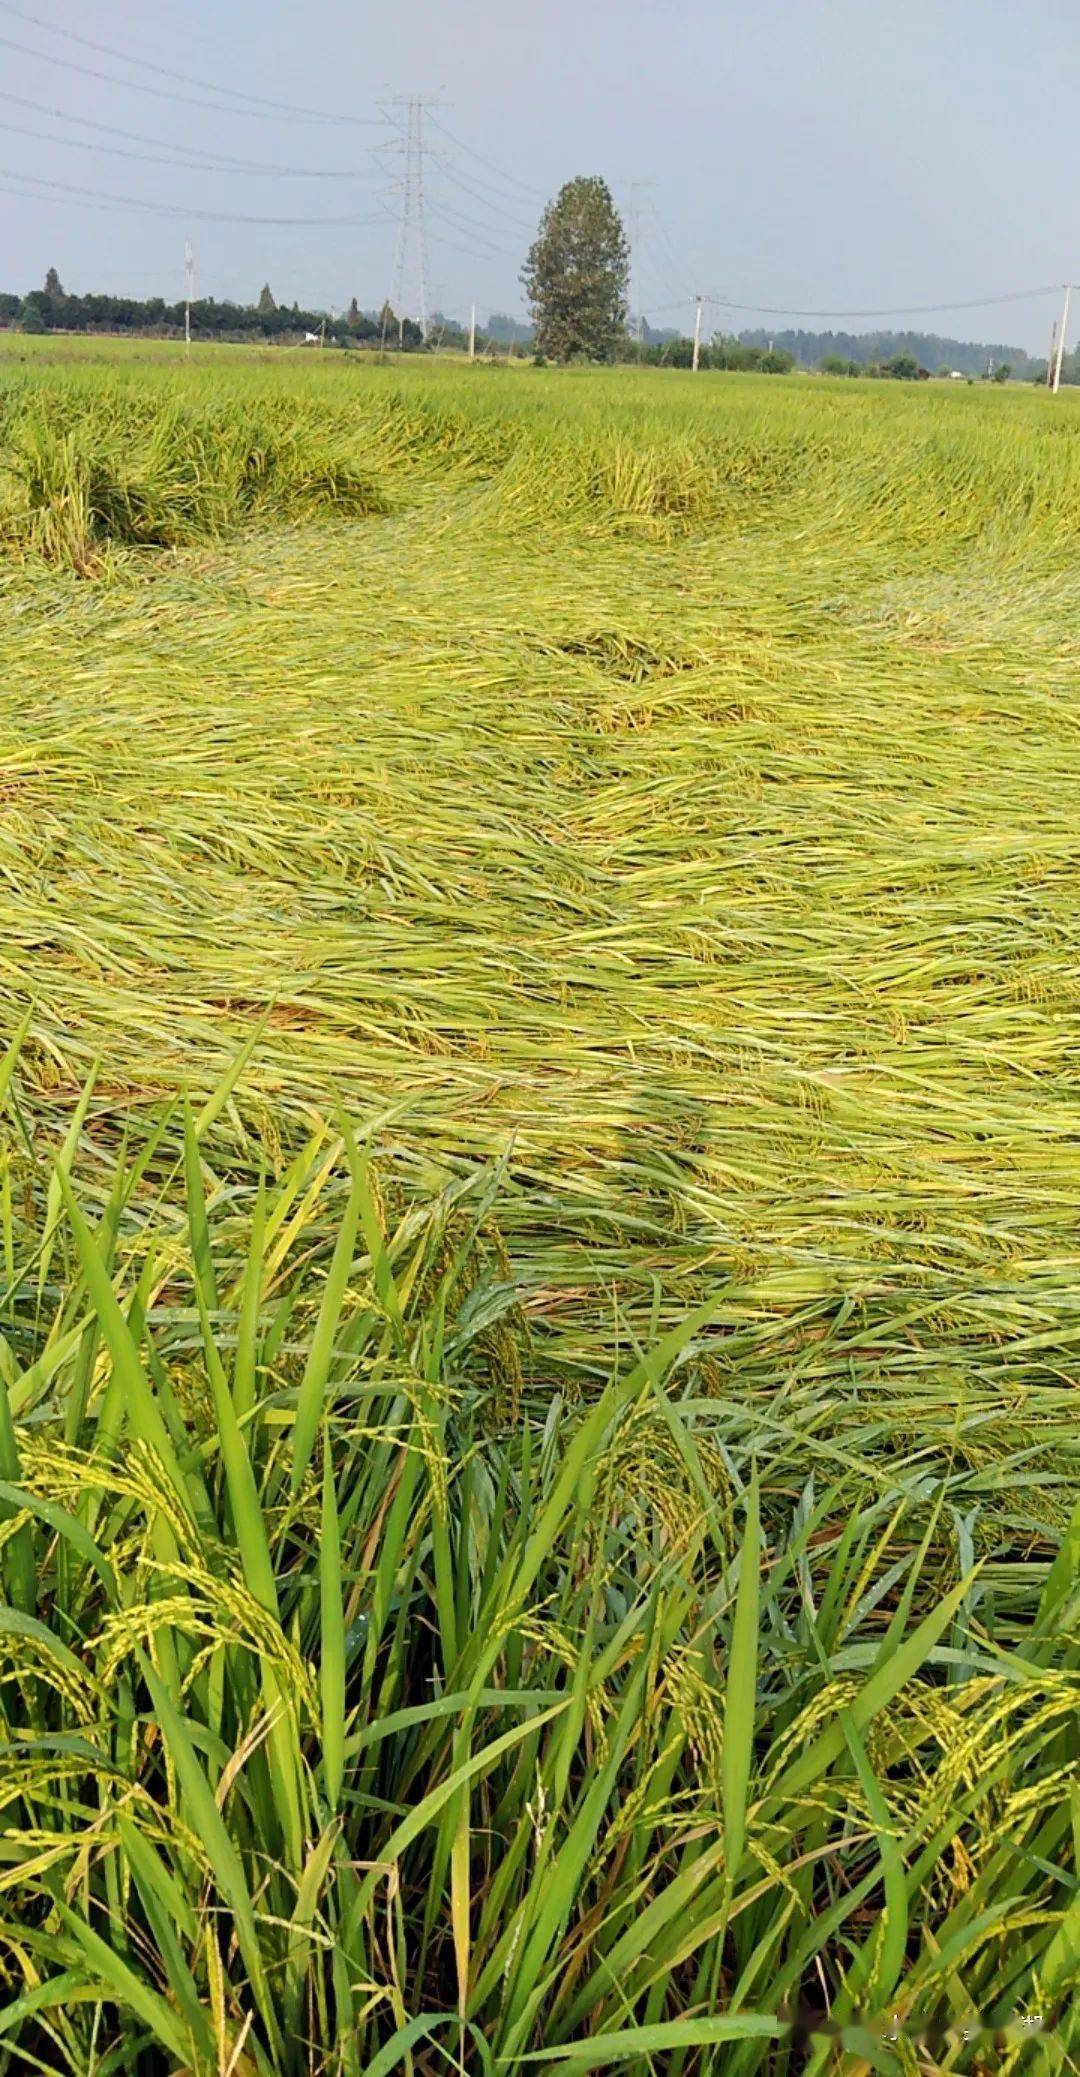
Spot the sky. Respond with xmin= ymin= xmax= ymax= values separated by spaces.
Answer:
xmin=2 ymin=0 xmax=1077 ymax=351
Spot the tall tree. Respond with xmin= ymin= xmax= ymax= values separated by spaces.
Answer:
xmin=256 ymin=282 xmax=277 ymax=316
xmin=521 ymin=177 xmax=628 ymax=362
xmin=44 ymin=267 xmax=65 ymax=297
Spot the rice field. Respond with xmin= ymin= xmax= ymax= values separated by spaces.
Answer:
xmin=0 ymin=337 xmax=1078 ymax=2073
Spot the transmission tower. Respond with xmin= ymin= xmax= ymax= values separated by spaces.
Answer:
xmin=381 ymin=95 xmax=441 ymax=346
xmin=623 ymin=180 xmax=656 ymax=344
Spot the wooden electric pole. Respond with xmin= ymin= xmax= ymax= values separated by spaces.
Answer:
xmin=184 ymin=239 xmax=194 ymax=355
xmin=691 ymin=295 xmax=703 ymax=372
xmin=1052 ymin=285 xmax=1071 ymax=393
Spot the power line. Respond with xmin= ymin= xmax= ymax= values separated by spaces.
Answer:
xmin=631 ymin=297 xmax=697 ymax=316
xmin=429 ymin=219 xmax=517 ymax=268
xmin=0 ymin=111 xmax=384 ymax=178
xmin=426 ymin=197 xmax=521 ymax=261
xmin=0 ymin=164 xmax=394 ymax=226
xmin=426 ymin=114 xmax=544 ymax=201
xmin=424 ymin=225 xmax=514 ymax=272
xmin=0 ymin=88 xmax=381 ymax=175
xmin=0 ymin=29 xmax=389 ymax=126
xmin=428 ymin=220 xmax=517 ymax=271
xmin=705 ymin=285 xmax=1062 ymax=318
xmin=0 ymin=2 xmax=385 ymax=125
xmin=648 ymin=213 xmax=700 ymax=303
xmin=429 ymin=154 xmax=536 ymax=236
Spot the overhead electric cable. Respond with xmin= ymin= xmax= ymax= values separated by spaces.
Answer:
xmin=0 ymin=164 xmax=392 ymax=225
xmin=705 ymin=285 xmax=1062 ymax=318
xmin=429 ymin=155 xmax=536 ymax=235
xmin=0 ymin=2 xmax=384 ymax=124
xmin=426 ymin=198 xmax=521 ymax=260
xmin=0 ymin=29 xmax=388 ymax=126
xmin=424 ymin=225 xmax=512 ymax=269
xmin=426 ymin=115 xmax=544 ymax=200
xmin=0 ymin=112 xmax=382 ymax=177
xmin=0 ymin=87 xmax=380 ymax=173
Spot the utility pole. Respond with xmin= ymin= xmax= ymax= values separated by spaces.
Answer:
xmin=691 ymin=294 xmax=703 ymax=372
xmin=1046 ymin=319 xmax=1058 ymax=388
xmin=319 ymin=314 xmax=326 ymax=349
xmin=381 ymin=94 xmax=441 ymax=349
xmin=184 ymin=238 xmax=194 ymax=354
xmin=1052 ymin=284 xmax=1071 ymax=393
xmin=468 ymin=301 xmax=476 ymax=360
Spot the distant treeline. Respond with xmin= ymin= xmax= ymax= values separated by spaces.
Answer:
xmin=624 ymin=335 xmax=796 ymax=372
xmin=754 ymin=327 xmax=1079 ymax=383
xmin=496 ymin=309 xmax=1053 ymax=378
xmin=734 ymin=327 xmax=1040 ymax=377
xmin=485 ymin=315 xmax=794 ymax=371
xmin=2 ymin=276 xmax=433 ymax=348
xmin=630 ymin=325 xmax=1050 ymax=378
xmin=3 ymin=276 xmax=1069 ymax=379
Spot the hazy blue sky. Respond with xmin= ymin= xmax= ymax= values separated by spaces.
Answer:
xmin=3 ymin=0 xmax=1076 ymax=349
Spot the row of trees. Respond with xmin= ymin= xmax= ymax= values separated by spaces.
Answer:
xmin=739 ymin=326 xmax=1035 ymax=377
xmin=820 ymin=353 xmax=1013 ymax=380
xmin=617 ymin=335 xmax=794 ymax=372
xmin=3 ymin=273 xmax=427 ymax=348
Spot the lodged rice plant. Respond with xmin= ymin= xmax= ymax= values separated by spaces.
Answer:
xmin=0 ymin=336 xmax=1078 ymax=2068
xmin=0 ymin=385 xmax=389 ymax=571
xmin=8 ymin=345 xmax=1080 ymax=566
xmin=0 ymin=1071 xmax=1076 ymax=2074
